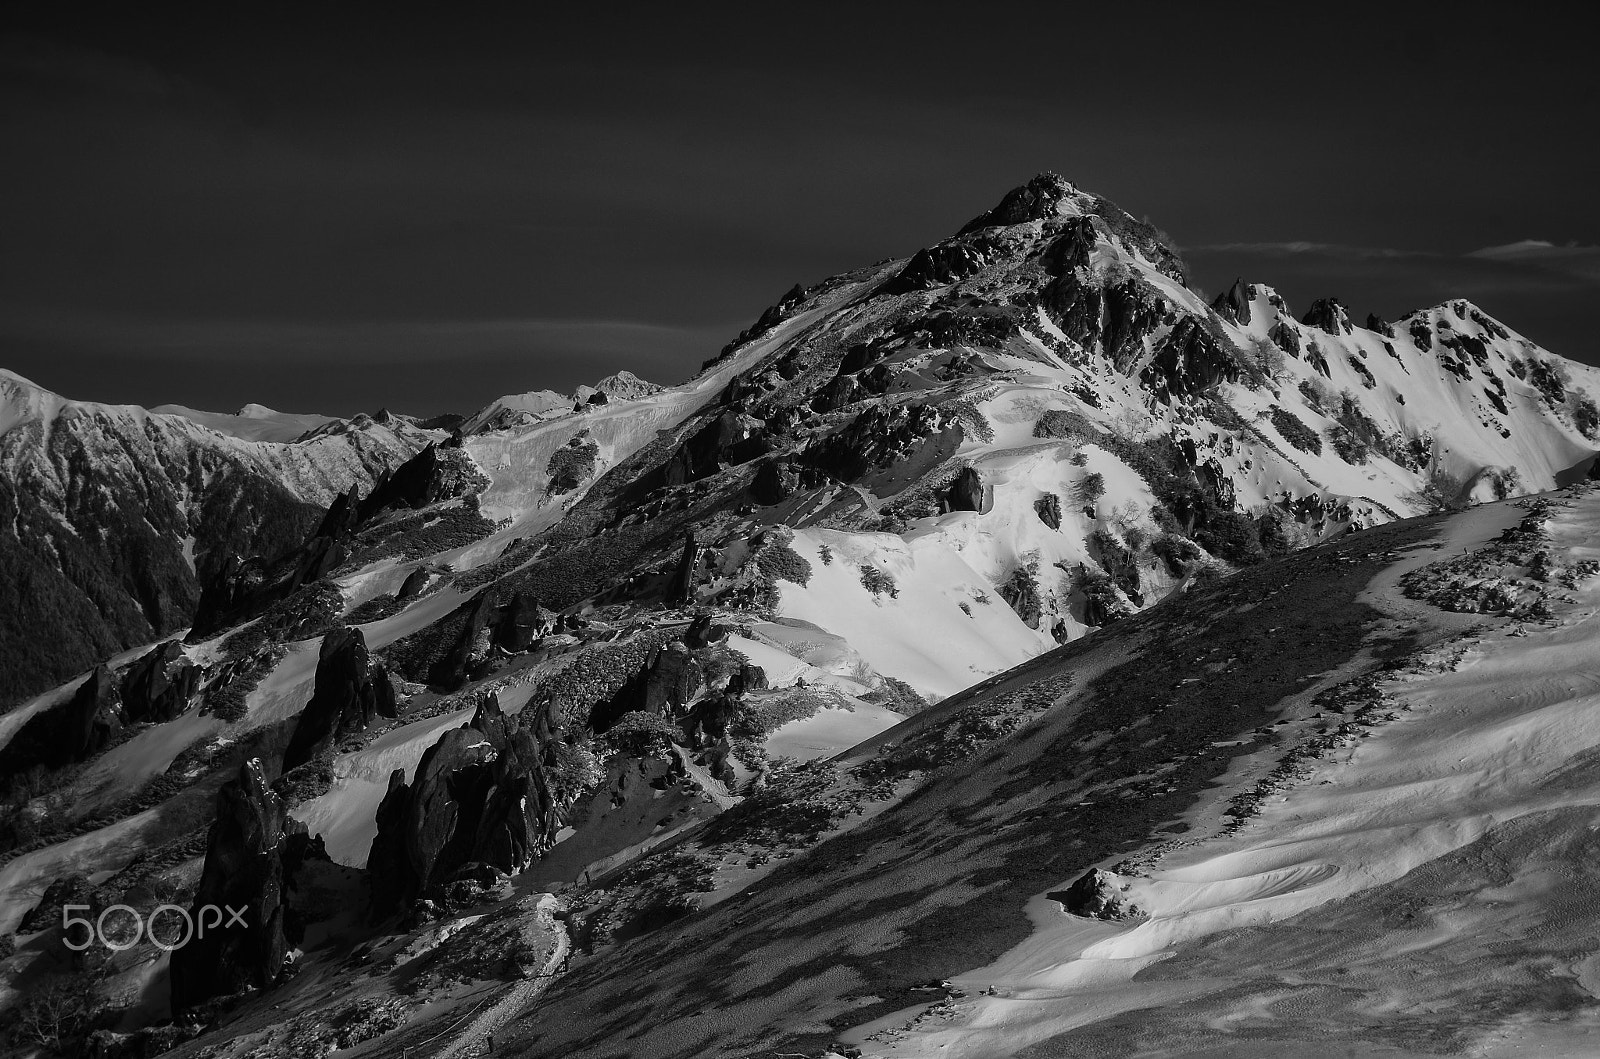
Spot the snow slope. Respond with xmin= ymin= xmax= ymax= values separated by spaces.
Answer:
xmin=851 ymin=489 xmax=1600 ymax=1057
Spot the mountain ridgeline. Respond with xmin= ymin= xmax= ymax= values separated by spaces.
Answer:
xmin=2 ymin=173 xmax=1599 ymax=1058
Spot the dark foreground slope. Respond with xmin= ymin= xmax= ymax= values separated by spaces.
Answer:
xmin=495 ymin=508 xmax=1479 ymax=1058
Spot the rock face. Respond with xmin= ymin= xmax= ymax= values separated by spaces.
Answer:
xmin=366 ymin=695 xmax=556 ymax=919
xmin=1 ymin=664 xmax=128 ymax=778
xmin=119 ymin=640 xmax=202 ymax=724
xmin=1212 ymin=278 xmax=1253 ymax=325
xmin=1302 ymin=297 xmax=1353 ymax=335
xmin=944 ymin=466 xmax=989 ymax=513
xmin=1141 ymin=317 xmax=1241 ymax=402
xmin=396 ymin=567 xmax=431 ymax=602
xmin=1365 ymin=312 xmax=1395 ymax=337
xmin=958 ymin=171 xmax=1075 ymax=233
xmin=1050 ymin=868 xmax=1136 ymax=920
xmin=590 ymin=641 xmax=706 ymax=732
xmin=169 ymin=759 xmax=317 ymax=1014
xmin=665 ymin=411 xmax=770 ymax=485
xmin=1035 ymin=493 xmax=1063 ymax=530
xmin=282 ymin=627 xmax=397 ymax=772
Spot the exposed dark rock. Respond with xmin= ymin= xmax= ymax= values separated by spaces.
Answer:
xmin=1302 ymin=297 xmax=1353 ymax=335
xmin=590 ymin=640 xmax=706 ymax=732
xmin=1268 ymin=320 xmax=1302 ymax=358
xmin=1035 ymin=492 xmax=1062 ymax=530
xmin=426 ymin=592 xmax=499 ymax=691
xmin=366 ymin=695 xmax=556 ymax=920
xmin=810 ymin=374 xmax=864 ymax=413
xmin=18 ymin=874 xmax=94 ymax=935
xmin=1211 ymin=278 xmax=1253 ymax=326
xmin=880 ymin=242 xmax=991 ymax=295
xmin=958 ymin=172 xmax=1074 ymax=234
xmin=665 ymin=411 xmax=770 ymax=485
xmin=802 ymin=402 xmax=957 ymax=481
xmin=668 ymin=530 xmax=701 ymax=604
xmin=493 ymin=591 xmax=552 ymax=652
xmin=119 ymin=640 xmax=202 ymax=724
xmin=169 ymin=759 xmax=319 ymax=1014
xmin=1050 ymin=868 xmax=1135 ymax=920
xmin=282 ymin=627 xmax=396 ymax=772
xmin=943 ymin=466 xmax=989 ymax=513
xmin=749 ymin=458 xmax=803 ymax=506
xmin=1305 ymin=342 xmax=1332 ymax=378
xmin=1039 ymin=276 xmax=1164 ymax=371
xmin=683 ymin=614 xmax=728 ymax=650
xmin=396 ymin=567 xmax=431 ymax=602
xmin=1365 ymin=313 xmax=1395 ymax=337
xmin=728 ymin=662 xmax=768 ymax=694
xmin=1409 ymin=316 xmax=1434 ymax=352
xmin=1197 ymin=459 xmax=1236 ymax=511
xmin=1041 ymin=216 xmax=1096 ymax=274
xmin=359 ymin=443 xmax=443 ymax=520
xmin=1140 ymin=317 xmax=1241 ymax=402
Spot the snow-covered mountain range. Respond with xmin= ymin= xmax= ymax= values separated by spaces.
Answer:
xmin=3 ymin=173 xmax=1599 ymax=1058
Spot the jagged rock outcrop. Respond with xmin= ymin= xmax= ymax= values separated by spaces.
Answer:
xmin=880 ymin=242 xmax=992 ymax=295
xmin=943 ymin=466 xmax=989 ymax=513
xmin=1212 ymin=278 xmax=1253 ymax=325
xmin=396 ymin=567 xmax=431 ymax=602
xmin=1302 ymin=297 xmax=1353 ymax=335
xmin=1040 ymin=276 xmax=1166 ymax=372
xmin=1365 ymin=312 xmax=1395 ymax=337
xmin=1050 ymin=868 xmax=1136 ymax=920
xmin=1268 ymin=319 xmax=1302 ymax=358
xmin=590 ymin=640 xmax=706 ymax=732
xmin=282 ymin=627 xmax=397 ymax=772
xmin=169 ymin=759 xmax=319 ymax=1014
xmin=119 ymin=640 xmax=202 ymax=724
xmin=0 ymin=664 xmax=132 ymax=778
xmin=1042 ymin=216 xmax=1097 ymax=273
xmin=1141 ymin=317 xmax=1241 ymax=401
xmin=668 ymin=530 xmax=701 ymax=603
xmin=958 ymin=172 xmax=1075 ymax=233
xmin=366 ymin=695 xmax=556 ymax=919
xmin=1035 ymin=492 xmax=1062 ymax=530
xmin=426 ymin=592 xmax=499 ymax=690
xmin=665 ymin=411 xmax=770 ymax=485
xmin=492 ymin=591 xmax=553 ymax=652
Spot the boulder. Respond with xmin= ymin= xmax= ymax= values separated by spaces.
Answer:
xmin=1267 ymin=320 xmax=1302 ymax=358
xmin=1050 ymin=868 xmax=1134 ymax=920
xmin=169 ymin=759 xmax=319 ymax=1014
xmin=120 ymin=640 xmax=202 ymax=724
xmin=282 ymin=627 xmax=396 ymax=772
xmin=944 ymin=466 xmax=989 ymax=513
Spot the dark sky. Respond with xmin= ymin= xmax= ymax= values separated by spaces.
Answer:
xmin=3 ymin=4 xmax=1596 ymax=418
